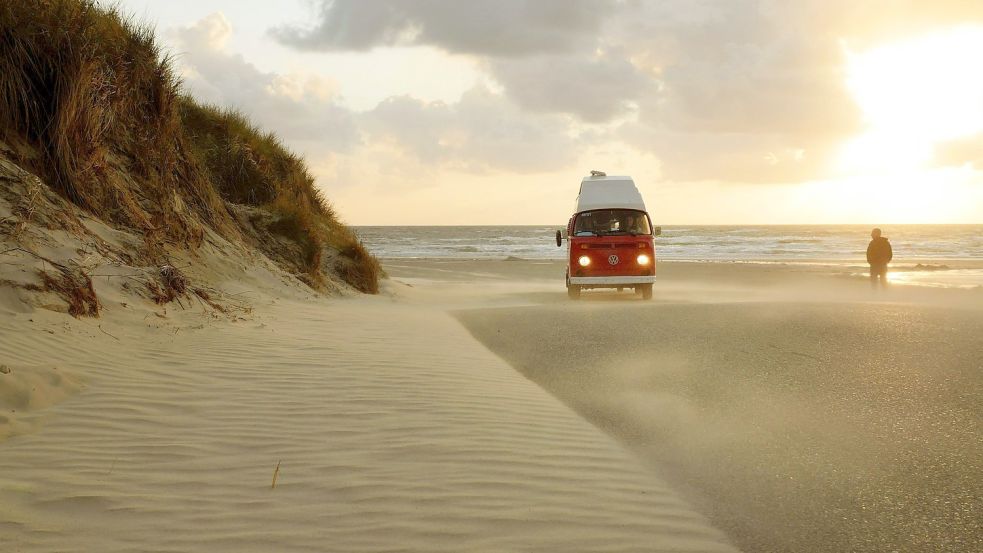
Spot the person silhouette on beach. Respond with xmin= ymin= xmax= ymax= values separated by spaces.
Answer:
xmin=866 ymin=228 xmax=893 ymax=288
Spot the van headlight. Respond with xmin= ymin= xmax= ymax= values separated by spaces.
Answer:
xmin=578 ymin=255 xmax=591 ymax=267
xmin=637 ymin=254 xmax=650 ymax=265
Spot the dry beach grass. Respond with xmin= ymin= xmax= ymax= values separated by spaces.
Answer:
xmin=0 ymin=0 xmax=378 ymax=292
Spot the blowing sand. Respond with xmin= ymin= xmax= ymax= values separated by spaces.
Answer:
xmin=450 ymin=260 xmax=983 ymax=552
xmin=2 ymin=257 xmax=980 ymax=552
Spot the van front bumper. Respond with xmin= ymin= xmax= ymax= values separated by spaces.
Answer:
xmin=568 ymin=276 xmax=656 ymax=286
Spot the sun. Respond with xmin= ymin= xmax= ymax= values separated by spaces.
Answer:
xmin=837 ymin=25 xmax=983 ymax=173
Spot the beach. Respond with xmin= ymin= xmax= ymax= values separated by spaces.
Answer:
xmin=2 ymin=258 xmax=981 ymax=552
xmin=4 ymin=2 xmax=983 ymax=551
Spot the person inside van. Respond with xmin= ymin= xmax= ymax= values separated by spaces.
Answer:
xmin=607 ymin=216 xmax=621 ymax=232
xmin=594 ymin=216 xmax=613 ymax=234
xmin=625 ymin=214 xmax=646 ymax=235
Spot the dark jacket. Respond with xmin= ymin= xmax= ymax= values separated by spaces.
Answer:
xmin=866 ymin=237 xmax=893 ymax=266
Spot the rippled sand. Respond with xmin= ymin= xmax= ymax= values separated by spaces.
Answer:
xmin=0 ymin=274 xmax=736 ymax=552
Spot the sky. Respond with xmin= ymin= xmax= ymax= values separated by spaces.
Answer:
xmin=114 ymin=0 xmax=983 ymax=225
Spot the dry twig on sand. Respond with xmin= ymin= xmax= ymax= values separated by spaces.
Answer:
xmin=2 ymin=246 xmax=69 ymax=270
xmin=98 ymin=325 xmax=119 ymax=341
xmin=271 ymin=460 xmax=281 ymax=489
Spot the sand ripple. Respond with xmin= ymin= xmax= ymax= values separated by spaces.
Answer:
xmin=0 ymin=299 xmax=736 ymax=552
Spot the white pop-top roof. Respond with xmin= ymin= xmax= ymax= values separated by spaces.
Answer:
xmin=575 ymin=174 xmax=647 ymax=213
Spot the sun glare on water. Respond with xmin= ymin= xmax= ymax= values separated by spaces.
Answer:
xmin=838 ymin=26 xmax=983 ymax=173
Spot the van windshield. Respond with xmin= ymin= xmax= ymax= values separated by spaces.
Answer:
xmin=573 ymin=210 xmax=651 ymax=236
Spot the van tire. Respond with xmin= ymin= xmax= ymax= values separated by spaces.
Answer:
xmin=639 ymin=284 xmax=653 ymax=300
xmin=567 ymin=284 xmax=581 ymax=300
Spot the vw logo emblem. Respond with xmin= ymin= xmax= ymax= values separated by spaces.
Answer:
xmin=608 ymin=254 xmax=620 ymax=265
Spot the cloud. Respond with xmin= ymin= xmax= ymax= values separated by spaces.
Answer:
xmin=361 ymin=86 xmax=581 ymax=174
xmin=272 ymin=0 xmax=644 ymax=122
xmin=595 ymin=0 xmax=983 ymax=182
xmin=219 ymin=2 xmax=983 ymax=189
xmin=169 ymin=11 xmax=584 ymax=198
xmin=621 ymin=0 xmax=983 ymax=137
xmin=488 ymin=48 xmax=653 ymax=123
xmin=936 ymin=134 xmax=983 ymax=170
xmin=170 ymin=13 xmax=358 ymax=155
xmin=618 ymin=3 xmax=862 ymax=181
xmin=271 ymin=0 xmax=614 ymax=57
xmin=621 ymin=123 xmax=840 ymax=183
xmin=268 ymin=0 xmax=867 ymax=174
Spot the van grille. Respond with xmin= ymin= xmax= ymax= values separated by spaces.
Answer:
xmin=587 ymin=243 xmax=635 ymax=249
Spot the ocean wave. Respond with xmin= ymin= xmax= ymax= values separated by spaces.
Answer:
xmin=356 ymin=225 xmax=983 ymax=265
xmin=906 ymin=263 xmax=952 ymax=271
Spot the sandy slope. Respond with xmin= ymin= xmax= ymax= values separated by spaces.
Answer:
xmin=0 ymin=276 xmax=737 ymax=551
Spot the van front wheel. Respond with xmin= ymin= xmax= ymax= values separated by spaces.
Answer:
xmin=567 ymin=284 xmax=581 ymax=300
xmin=639 ymin=284 xmax=653 ymax=300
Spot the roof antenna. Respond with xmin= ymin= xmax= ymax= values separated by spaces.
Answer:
xmin=590 ymin=170 xmax=606 ymax=177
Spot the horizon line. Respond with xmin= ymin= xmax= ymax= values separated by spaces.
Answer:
xmin=351 ymin=222 xmax=983 ymax=227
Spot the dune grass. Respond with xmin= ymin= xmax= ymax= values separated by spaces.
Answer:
xmin=180 ymin=100 xmax=381 ymax=290
xmin=0 ymin=0 xmax=379 ymax=292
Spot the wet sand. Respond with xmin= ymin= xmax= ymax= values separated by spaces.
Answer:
xmin=443 ymin=259 xmax=983 ymax=552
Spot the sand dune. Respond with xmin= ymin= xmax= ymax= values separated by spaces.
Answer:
xmin=0 ymin=277 xmax=737 ymax=551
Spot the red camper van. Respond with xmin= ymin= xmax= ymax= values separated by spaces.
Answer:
xmin=555 ymin=171 xmax=660 ymax=300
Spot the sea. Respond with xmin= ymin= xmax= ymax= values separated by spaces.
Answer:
xmin=355 ymin=225 xmax=983 ymax=289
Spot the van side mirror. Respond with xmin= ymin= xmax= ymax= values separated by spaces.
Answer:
xmin=653 ymin=226 xmax=662 ymax=236
xmin=555 ymin=230 xmax=563 ymax=247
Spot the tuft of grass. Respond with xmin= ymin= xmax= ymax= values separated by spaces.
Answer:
xmin=181 ymin=101 xmax=336 ymax=279
xmin=267 ymin=192 xmax=325 ymax=276
xmin=0 ymin=0 xmax=381 ymax=293
xmin=181 ymin=101 xmax=293 ymax=208
xmin=40 ymin=267 xmax=100 ymax=318
xmin=181 ymin=101 xmax=382 ymax=291
xmin=331 ymin=229 xmax=383 ymax=294
xmin=0 ymin=0 xmax=229 ymax=244
xmin=147 ymin=264 xmax=189 ymax=305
